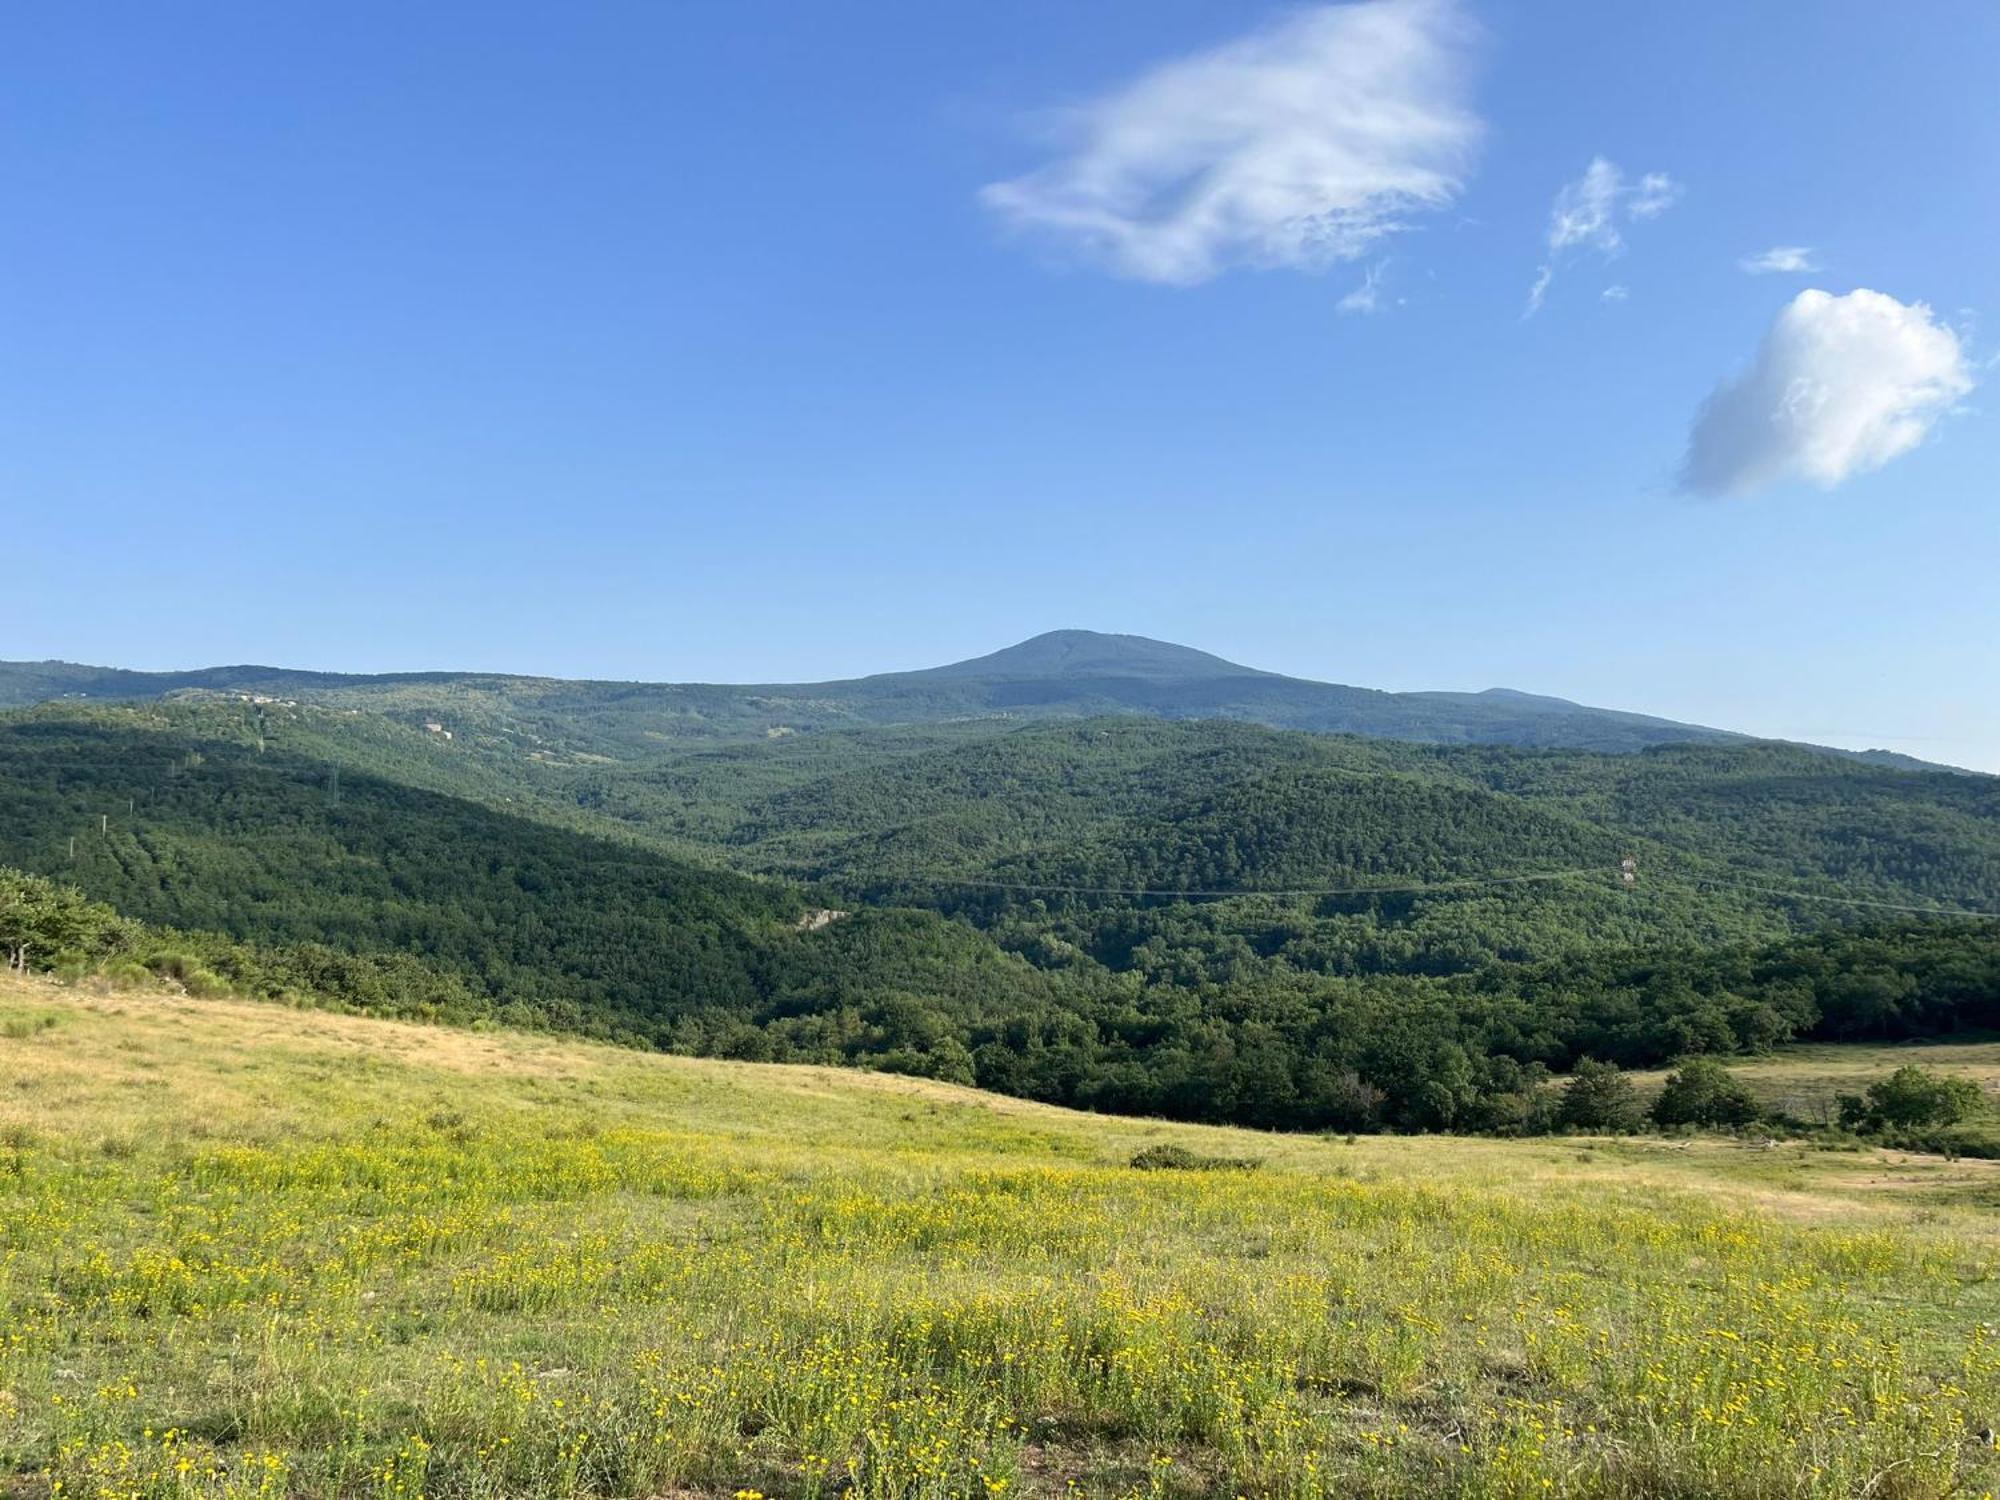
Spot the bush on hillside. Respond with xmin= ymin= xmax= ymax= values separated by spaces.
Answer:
xmin=1839 ymin=1065 xmax=1984 ymax=1131
xmin=1651 ymin=1058 xmax=1761 ymax=1129
xmin=1129 ymin=1143 xmax=1261 ymax=1172
xmin=1556 ymin=1058 xmax=1644 ymax=1132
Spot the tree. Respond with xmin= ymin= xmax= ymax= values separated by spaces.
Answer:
xmin=0 ymin=869 xmax=135 ymax=972
xmin=1650 ymin=1057 xmax=1759 ymax=1129
xmin=1556 ymin=1058 xmax=1643 ymax=1132
xmin=1840 ymin=1066 xmax=1983 ymax=1130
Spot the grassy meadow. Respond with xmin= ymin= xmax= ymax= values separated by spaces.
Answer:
xmin=6 ymin=975 xmax=2000 ymax=1499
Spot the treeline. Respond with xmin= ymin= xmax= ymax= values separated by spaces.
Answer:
xmin=1555 ymin=1056 xmax=1991 ymax=1157
xmin=1 ymin=865 xmax=499 ymax=1024
xmin=1461 ymin=922 xmax=2000 ymax=1063
xmin=7 ymin=855 xmax=1996 ymax=1137
xmin=1000 ymin=922 xmax=2000 ymax=1133
xmin=582 ymin=917 xmax=2000 ymax=1135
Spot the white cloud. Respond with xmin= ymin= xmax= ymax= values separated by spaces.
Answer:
xmin=1628 ymin=173 xmax=1681 ymax=220
xmin=1524 ymin=263 xmax=1553 ymax=315
xmin=1740 ymin=245 xmax=1821 ymax=275
xmin=1337 ymin=259 xmax=1391 ymax=315
xmin=979 ymin=0 xmax=1481 ymax=286
xmin=1601 ymin=284 xmax=1629 ymax=302
xmin=1526 ymin=156 xmax=1680 ymax=314
xmin=1547 ymin=157 xmax=1627 ymax=254
xmin=1681 ymin=288 xmax=1974 ymax=497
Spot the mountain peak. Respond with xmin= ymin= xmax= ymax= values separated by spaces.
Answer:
xmin=912 ymin=630 xmax=1267 ymax=682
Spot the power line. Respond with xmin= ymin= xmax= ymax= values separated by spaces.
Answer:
xmin=896 ymin=867 xmax=1615 ymax=899
xmin=1682 ymin=877 xmax=1999 ymax=921
xmin=859 ymin=863 xmax=2000 ymax=919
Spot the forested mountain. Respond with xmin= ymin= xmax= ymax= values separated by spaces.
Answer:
xmin=1 ymin=667 xmax=1993 ymax=1134
xmin=0 ymin=707 xmax=1090 ymax=1058
xmin=0 ymin=628 xmax=1817 ymax=756
xmin=631 ymin=717 xmax=1998 ymax=915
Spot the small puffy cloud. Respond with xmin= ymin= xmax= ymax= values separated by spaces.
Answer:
xmin=1740 ymin=245 xmax=1821 ymax=275
xmin=1527 ymin=156 xmax=1680 ymax=313
xmin=1681 ymin=288 xmax=1974 ymax=497
xmin=979 ymin=0 xmax=1481 ymax=286
xmin=1601 ymin=284 xmax=1629 ymax=302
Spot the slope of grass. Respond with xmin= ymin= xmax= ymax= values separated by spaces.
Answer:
xmin=5 ymin=974 xmax=2000 ymax=1498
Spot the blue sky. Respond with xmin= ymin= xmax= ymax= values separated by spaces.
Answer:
xmin=5 ymin=1 xmax=1997 ymax=767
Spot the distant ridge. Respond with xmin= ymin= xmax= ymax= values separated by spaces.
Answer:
xmin=0 ymin=631 xmax=1963 ymax=768
xmin=898 ymin=629 xmax=1270 ymax=683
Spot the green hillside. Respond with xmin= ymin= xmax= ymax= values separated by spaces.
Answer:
xmin=2 ymin=694 xmax=1997 ymax=1136
xmin=6 ymin=975 xmax=2000 ymax=1499
xmin=0 ymin=707 xmax=1086 ymax=1065
xmin=10 ymin=701 xmax=1996 ymax=983
xmin=654 ymin=719 xmax=2000 ymax=976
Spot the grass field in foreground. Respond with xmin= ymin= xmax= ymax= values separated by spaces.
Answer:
xmin=5 ymin=977 xmax=2000 ymax=1498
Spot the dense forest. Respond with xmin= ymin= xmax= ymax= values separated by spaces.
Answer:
xmin=1 ymin=688 xmax=1994 ymax=1133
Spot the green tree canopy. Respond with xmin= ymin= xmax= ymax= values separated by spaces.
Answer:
xmin=1556 ymin=1058 xmax=1644 ymax=1132
xmin=1843 ymin=1066 xmax=1984 ymax=1130
xmin=1650 ymin=1057 xmax=1760 ymax=1129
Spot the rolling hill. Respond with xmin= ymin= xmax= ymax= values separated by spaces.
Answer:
xmin=2 ymin=690 xmax=1995 ymax=1134
xmin=0 ymin=705 xmax=1090 ymax=1062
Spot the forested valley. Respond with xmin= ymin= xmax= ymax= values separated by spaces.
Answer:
xmin=2 ymin=686 xmax=1995 ymax=1134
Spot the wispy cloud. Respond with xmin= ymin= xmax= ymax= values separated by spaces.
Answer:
xmin=1740 ymin=245 xmax=1821 ymax=275
xmin=1526 ymin=156 xmax=1680 ymax=314
xmin=979 ymin=0 xmax=1482 ymax=286
xmin=1601 ymin=284 xmax=1629 ymax=302
xmin=1681 ymin=288 xmax=1974 ymax=497
xmin=1337 ymin=259 xmax=1392 ymax=315
xmin=1546 ymin=158 xmax=1624 ymax=254
xmin=1628 ymin=173 xmax=1681 ymax=220
xmin=1524 ymin=264 xmax=1553 ymax=315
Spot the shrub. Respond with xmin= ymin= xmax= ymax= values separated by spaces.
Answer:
xmin=1651 ymin=1058 xmax=1760 ymax=1129
xmin=1129 ymin=1143 xmax=1261 ymax=1171
xmin=1556 ymin=1058 xmax=1644 ymax=1132
xmin=1840 ymin=1066 xmax=1983 ymax=1130
xmin=143 ymin=950 xmax=202 ymax=983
